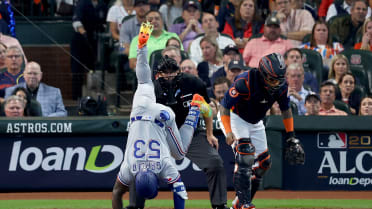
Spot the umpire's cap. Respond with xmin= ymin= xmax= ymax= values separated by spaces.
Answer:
xmin=135 ymin=170 xmax=159 ymax=199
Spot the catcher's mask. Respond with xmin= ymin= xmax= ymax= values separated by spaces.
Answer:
xmin=157 ymin=55 xmax=181 ymax=106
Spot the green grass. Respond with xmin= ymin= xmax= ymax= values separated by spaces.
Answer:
xmin=1 ymin=199 xmax=372 ymax=208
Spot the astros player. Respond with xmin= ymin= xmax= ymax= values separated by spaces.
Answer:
xmin=219 ymin=53 xmax=305 ymax=209
xmin=112 ymin=22 xmax=208 ymax=209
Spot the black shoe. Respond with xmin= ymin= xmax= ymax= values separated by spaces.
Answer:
xmin=212 ymin=204 xmax=230 ymax=209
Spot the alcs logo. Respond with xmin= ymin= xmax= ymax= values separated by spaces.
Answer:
xmin=8 ymin=141 xmax=123 ymax=173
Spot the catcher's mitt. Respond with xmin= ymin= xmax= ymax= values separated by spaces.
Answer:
xmin=285 ymin=137 xmax=305 ymax=165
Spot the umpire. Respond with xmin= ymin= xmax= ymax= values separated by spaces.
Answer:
xmin=126 ymin=55 xmax=229 ymax=209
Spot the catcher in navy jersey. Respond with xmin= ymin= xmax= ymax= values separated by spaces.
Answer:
xmin=219 ymin=53 xmax=305 ymax=209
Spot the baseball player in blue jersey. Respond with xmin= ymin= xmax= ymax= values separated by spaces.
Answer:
xmin=219 ymin=53 xmax=305 ymax=209
xmin=112 ymin=22 xmax=208 ymax=209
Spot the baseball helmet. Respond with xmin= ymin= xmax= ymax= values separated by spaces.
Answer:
xmin=135 ymin=170 xmax=159 ymax=199
xmin=157 ymin=55 xmax=179 ymax=74
xmin=258 ymin=53 xmax=286 ymax=95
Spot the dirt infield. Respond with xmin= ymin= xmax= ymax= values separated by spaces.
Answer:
xmin=0 ymin=190 xmax=371 ymax=200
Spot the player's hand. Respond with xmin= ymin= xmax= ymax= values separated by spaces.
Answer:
xmin=190 ymin=94 xmax=212 ymax=118
xmin=138 ymin=21 xmax=153 ymax=49
xmin=225 ymin=132 xmax=237 ymax=146
xmin=285 ymin=137 xmax=305 ymax=165
xmin=207 ymin=134 xmax=219 ymax=150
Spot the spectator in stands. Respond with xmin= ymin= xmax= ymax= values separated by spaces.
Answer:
xmin=210 ymin=44 xmax=241 ymax=86
xmin=286 ymin=63 xmax=311 ymax=115
xmin=71 ymin=0 xmax=107 ymax=100
xmin=107 ymin=0 xmax=135 ymax=42
xmin=166 ymin=36 xmax=182 ymax=48
xmin=128 ymin=10 xmax=182 ymax=69
xmin=225 ymin=59 xmax=245 ymax=84
xmin=267 ymin=101 xmax=282 ymax=115
xmin=189 ymin=12 xmax=235 ymax=64
xmin=328 ymin=54 xmax=350 ymax=84
xmin=274 ymin=0 xmax=315 ymax=46
xmin=319 ymin=80 xmax=348 ymax=115
xmin=284 ymin=48 xmax=319 ymax=92
xmin=0 ymin=46 xmax=25 ymax=101
xmin=318 ymin=0 xmax=333 ymax=20
xmin=290 ymin=0 xmax=318 ymax=20
xmin=354 ymin=17 xmax=372 ymax=50
xmin=222 ymin=0 xmax=264 ymax=53
xmin=10 ymin=87 xmax=42 ymax=116
xmin=326 ymin=0 xmax=371 ymax=22
xmin=359 ymin=96 xmax=372 ymax=115
xmin=159 ymin=0 xmax=183 ymax=29
xmin=180 ymin=59 xmax=198 ymax=76
xmin=336 ymin=72 xmax=363 ymax=114
xmin=300 ymin=20 xmax=344 ymax=68
xmin=3 ymin=95 xmax=24 ymax=117
xmin=304 ymin=93 xmax=321 ymax=115
xmin=5 ymin=62 xmax=67 ymax=117
xmin=216 ymin=0 xmax=241 ymax=32
xmin=197 ymin=36 xmax=223 ymax=87
xmin=209 ymin=76 xmax=230 ymax=116
xmin=0 ymin=32 xmax=27 ymax=63
xmin=120 ymin=0 xmax=150 ymax=56
xmin=169 ymin=0 xmax=203 ymax=51
xmin=243 ymin=15 xmax=293 ymax=67
xmin=329 ymin=0 xmax=368 ymax=49
xmin=162 ymin=45 xmax=182 ymax=66
xmin=0 ymin=42 xmax=6 ymax=72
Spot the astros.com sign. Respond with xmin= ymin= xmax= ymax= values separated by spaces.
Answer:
xmin=8 ymin=141 xmax=200 ymax=173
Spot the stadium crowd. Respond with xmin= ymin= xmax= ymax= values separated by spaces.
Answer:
xmin=5 ymin=0 xmax=371 ymax=117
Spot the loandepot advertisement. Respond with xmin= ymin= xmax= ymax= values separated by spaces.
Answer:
xmin=283 ymin=132 xmax=372 ymax=190
xmin=0 ymin=134 xmax=234 ymax=191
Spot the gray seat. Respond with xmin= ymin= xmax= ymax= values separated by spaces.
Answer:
xmin=300 ymin=49 xmax=324 ymax=85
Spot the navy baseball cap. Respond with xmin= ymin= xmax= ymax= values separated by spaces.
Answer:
xmin=223 ymin=44 xmax=239 ymax=55
xmin=134 ymin=0 xmax=149 ymax=7
xmin=305 ymin=93 xmax=320 ymax=103
xmin=183 ymin=0 xmax=201 ymax=11
xmin=228 ymin=59 xmax=245 ymax=71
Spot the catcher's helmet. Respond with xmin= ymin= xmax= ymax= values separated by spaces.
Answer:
xmin=157 ymin=55 xmax=179 ymax=74
xmin=135 ymin=170 xmax=159 ymax=199
xmin=258 ymin=53 xmax=286 ymax=95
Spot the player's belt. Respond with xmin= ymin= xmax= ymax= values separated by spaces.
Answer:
xmin=130 ymin=115 xmax=164 ymax=128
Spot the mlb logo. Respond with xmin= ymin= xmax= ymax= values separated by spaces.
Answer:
xmin=350 ymin=54 xmax=361 ymax=65
xmin=317 ymin=132 xmax=347 ymax=149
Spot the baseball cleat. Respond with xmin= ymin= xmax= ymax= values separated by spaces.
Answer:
xmin=190 ymin=94 xmax=212 ymax=117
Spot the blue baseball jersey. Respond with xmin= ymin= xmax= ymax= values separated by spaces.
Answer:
xmin=220 ymin=68 xmax=290 ymax=124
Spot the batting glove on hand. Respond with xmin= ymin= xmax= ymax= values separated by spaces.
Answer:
xmin=138 ymin=21 xmax=153 ymax=49
xmin=285 ymin=137 xmax=305 ymax=165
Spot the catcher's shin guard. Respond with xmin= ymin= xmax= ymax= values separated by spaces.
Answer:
xmin=233 ymin=138 xmax=255 ymax=206
xmin=251 ymin=150 xmax=271 ymax=199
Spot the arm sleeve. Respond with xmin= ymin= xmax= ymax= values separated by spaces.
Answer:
xmin=136 ymin=46 xmax=152 ymax=84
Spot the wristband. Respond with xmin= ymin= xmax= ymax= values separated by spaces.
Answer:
xmin=283 ymin=117 xmax=294 ymax=133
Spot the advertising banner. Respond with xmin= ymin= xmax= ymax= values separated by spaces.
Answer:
xmin=0 ymin=132 xmax=235 ymax=191
xmin=283 ymin=132 xmax=372 ymax=190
